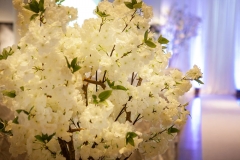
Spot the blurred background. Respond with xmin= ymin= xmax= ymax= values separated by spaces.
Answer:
xmin=0 ymin=0 xmax=240 ymax=160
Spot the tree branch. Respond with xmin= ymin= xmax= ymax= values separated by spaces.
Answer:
xmin=122 ymin=10 xmax=137 ymax=32
xmin=124 ymin=153 xmax=132 ymax=160
xmin=115 ymin=96 xmax=132 ymax=122
xmin=136 ymin=77 xmax=142 ymax=87
xmin=82 ymin=84 xmax=89 ymax=106
xmin=58 ymin=138 xmax=70 ymax=160
xmin=99 ymin=18 xmax=105 ymax=32
xmin=102 ymin=70 xmax=107 ymax=83
xmin=133 ymin=114 xmax=143 ymax=125
xmin=110 ymin=45 xmax=116 ymax=57
xmin=68 ymin=128 xmax=85 ymax=133
xmin=131 ymin=72 xmax=138 ymax=85
xmin=96 ymin=70 xmax=98 ymax=92
xmin=83 ymin=78 xmax=106 ymax=90
xmin=67 ymin=135 xmax=75 ymax=160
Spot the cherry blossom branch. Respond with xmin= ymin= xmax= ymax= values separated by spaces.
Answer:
xmin=115 ymin=50 xmax=132 ymax=62
xmin=99 ymin=18 xmax=105 ymax=32
xmin=146 ymin=125 xmax=175 ymax=142
xmin=131 ymin=72 xmax=138 ymax=85
xmin=115 ymin=106 xmax=127 ymax=122
xmin=124 ymin=153 xmax=133 ymax=160
xmin=67 ymin=136 xmax=75 ymax=160
xmin=161 ymin=86 xmax=168 ymax=92
xmin=122 ymin=10 xmax=137 ymax=32
xmin=182 ymin=77 xmax=192 ymax=80
xmin=136 ymin=77 xmax=142 ymax=87
xmin=126 ymin=111 xmax=132 ymax=123
xmin=68 ymin=128 xmax=85 ymax=133
xmin=137 ymin=43 xmax=144 ymax=48
xmin=82 ymin=84 xmax=89 ymax=106
xmin=96 ymin=70 xmax=98 ymax=92
xmin=58 ymin=138 xmax=70 ymax=160
xmin=115 ymin=96 xmax=132 ymax=122
xmin=110 ymin=45 xmax=116 ymax=57
xmin=133 ymin=114 xmax=143 ymax=125
xmin=83 ymin=78 xmax=106 ymax=89
xmin=102 ymin=70 xmax=107 ymax=82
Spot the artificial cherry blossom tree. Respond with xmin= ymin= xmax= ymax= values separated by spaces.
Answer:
xmin=0 ymin=0 xmax=203 ymax=159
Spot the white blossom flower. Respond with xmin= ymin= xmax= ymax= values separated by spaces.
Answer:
xmin=185 ymin=65 xmax=203 ymax=79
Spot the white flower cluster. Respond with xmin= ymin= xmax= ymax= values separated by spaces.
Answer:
xmin=0 ymin=0 xmax=203 ymax=159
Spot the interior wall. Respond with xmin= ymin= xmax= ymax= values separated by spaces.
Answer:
xmin=0 ymin=0 xmax=15 ymax=22
xmin=0 ymin=0 xmax=18 ymax=45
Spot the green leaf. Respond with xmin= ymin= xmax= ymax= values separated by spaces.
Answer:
xmin=162 ymin=46 xmax=167 ymax=49
xmin=122 ymin=51 xmax=132 ymax=57
xmin=107 ymin=79 xmax=128 ymax=91
xmin=158 ymin=35 xmax=169 ymax=44
xmin=47 ymin=133 xmax=55 ymax=142
xmin=71 ymin=57 xmax=78 ymax=68
xmin=92 ymin=95 xmax=97 ymax=100
xmin=12 ymin=117 xmax=19 ymax=124
xmin=55 ymin=0 xmax=65 ymax=5
xmin=98 ymin=90 xmax=112 ymax=102
xmin=168 ymin=127 xmax=179 ymax=134
xmin=30 ymin=13 xmax=39 ymax=21
xmin=101 ymin=13 xmax=110 ymax=18
xmin=127 ymin=137 xmax=135 ymax=146
xmin=95 ymin=7 xmax=109 ymax=17
xmin=144 ymin=30 xmax=148 ymax=42
xmin=145 ymin=40 xmax=156 ymax=48
xmin=64 ymin=56 xmax=71 ymax=69
xmin=65 ymin=57 xmax=81 ymax=73
xmin=124 ymin=2 xmax=133 ymax=9
xmin=29 ymin=0 xmax=40 ymax=13
xmin=106 ymin=79 xmax=115 ymax=88
xmin=8 ymin=48 xmax=14 ymax=55
xmin=41 ymin=134 xmax=48 ymax=141
xmin=23 ymin=5 xmax=31 ymax=11
xmin=35 ymin=133 xmax=55 ymax=144
xmin=95 ymin=7 xmax=101 ymax=16
xmin=16 ymin=109 xmax=29 ymax=115
xmin=132 ymin=0 xmax=137 ymax=5
xmin=29 ymin=106 xmax=34 ymax=113
xmin=35 ymin=135 xmax=45 ymax=143
xmin=20 ymin=86 xmax=24 ymax=91
xmin=16 ymin=109 xmax=23 ymax=114
xmin=194 ymin=79 xmax=204 ymax=84
xmin=39 ymin=0 xmax=44 ymax=12
xmin=133 ymin=2 xmax=142 ymax=9
xmin=72 ymin=65 xmax=81 ymax=73
xmin=42 ymin=133 xmax=55 ymax=142
xmin=0 ymin=48 xmax=14 ymax=60
xmin=2 ymin=90 xmax=16 ymax=98
xmin=112 ymin=85 xmax=128 ymax=91
xmin=126 ymin=132 xmax=138 ymax=146
xmin=2 ymin=49 xmax=7 ymax=58
xmin=92 ymin=95 xmax=98 ymax=104
xmin=0 ymin=119 xmax=12 ymax=136
xmin=175 ymin=81 xmax=182 ymax=85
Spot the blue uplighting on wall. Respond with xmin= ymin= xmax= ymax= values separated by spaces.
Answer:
xmin=234 ymin=36 xmax=240 ymax=90
xmin=190 ymin=97 xmax=202 ymax=149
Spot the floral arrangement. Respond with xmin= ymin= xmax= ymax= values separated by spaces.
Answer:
xmin=0 ymin=0 xmax=203 ymax=159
